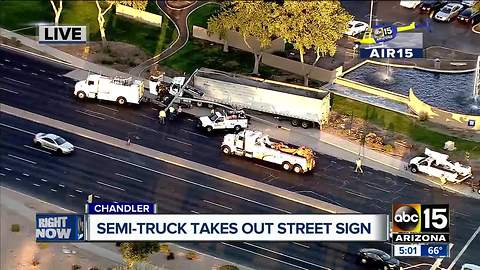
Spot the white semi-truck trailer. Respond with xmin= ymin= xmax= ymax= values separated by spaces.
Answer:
xmin=180 ymin=68 xmax=331 ymax=129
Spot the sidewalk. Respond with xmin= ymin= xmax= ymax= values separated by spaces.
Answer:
xmin=0 ymin=186 xmax=249 ymax=270
xmin=1 ymin=28 xmax=478 ymax=200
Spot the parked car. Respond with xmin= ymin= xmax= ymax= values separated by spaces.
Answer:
xmin=400 ymin=0 xmax=421 ymax=9
xmin=33 ymin=133 xmax=74 ymax=154
xmin=461 ymin=0 xmax=478 ymax=7
xmin=345 ymin=20 xmax=369 ymax=36
xmin=419 ymin=0 xmax=447 ymax=14
xmin=434 ymin=3 xmax=465 ymax=21
xmin=457 ymin=8 xmax=480 ymax=24
xmin=357 ymin=248 xmax=402 ymax=270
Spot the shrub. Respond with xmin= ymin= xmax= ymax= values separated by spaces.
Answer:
xmin=418 ymin=111 xmax=429 ymax=121
xmin=11 ymin=224 xmax=20 ymax=232
xmin=72 ymin=265 xmax=81 ymax=270
xmin=185 ymin=251 xmax=198 ymax=260
xmin=32 ymin=257 xmax=40 ymax=266
xmin=218 ymin=265 xmax=239 ymax=270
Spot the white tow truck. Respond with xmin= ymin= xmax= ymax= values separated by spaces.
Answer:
xmin=408 ymin=148 xmax=473 ymax=183
xmin=221 ymin=130 xmax=315 ymax=174
xmin=74 ymin=74 xmax=144 ymax=105
xmin=198 ymin=110 xmax=248 ymax=132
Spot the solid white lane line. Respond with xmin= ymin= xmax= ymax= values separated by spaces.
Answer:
xmin=96 ymin=181 xmax=125 ymax=191
xmin=3 ymin=76 xmax=30 ymax=85
xmin=77 ymin=146 xmax=290 ymax=214
xmin=243 ymin=242 xmax=331 ymax=270
xmin=75 ymin=110 xmax=105 ymax=120
xmin=203 ymin=200 xmax=233 ymax=211
xmin=292 ymin=242 xmax=310 ymax=249
xmin=190 ymin=210 xmax=200 ymax=214
xmin=7 ymin=154 xmax=36 ymax=164
xmin=366 ymin=183 xmax=390 ymax=193
xmin=167 ymin=137 xmax=192 ymax=146
xmin=41 ymin=179 xmax=48 ymax=182
xmin=50 ymin=189 xmax=57 ymax=192
xmin=0 ymin=87 xmax=19 ymax=94
xmin=115 ymin=173 xmax=143 ymax=183
xmin=344 ymin=189 xmax=372 ymax=200
xmin=13 ymin=67 xmax=21 ymax=71
xmin=33 ymin=183 xmax=40 ymax=187
xmin=221 ymin=242 xmax=309 ymax=270
xmin=31 ymin=72 xmax=38 ymax=75
xmin=97 ymin=104 xmax=119 ymax=112
xmin=24 ymin=145 xmax=51 ymax=155
xmin=22 ymin=173 xmax=29 ymax=177
xmin=0 ymin=123 xmax=35 ymax=135
xmin=181 ymin=129 xmax=208 ymax=138
xmin=4 ymin=167 xmax=12 ymax=171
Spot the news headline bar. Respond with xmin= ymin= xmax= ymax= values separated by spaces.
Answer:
xmin=86 ymin=214 xmax=389 ymax=241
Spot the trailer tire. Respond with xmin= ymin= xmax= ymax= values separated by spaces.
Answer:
xmin=117 ymin=96 xmax=126 ymax=105
xmin=196 ymin=101 xmax=203 ymax=107
xmin=234 ymin=125 xmax=242 ymax=132
xmin=221 ymin=145 xmax=231 ymax=155
xmin=291 ymin=119 xmax=299 ymax=127
xmin=206 ymin=126 xmax=213 ymax=133
xmin=282 ymin=161 xmax=292 ymax=171
xmin=410 ymin=165 xmax=418 ymax=173
xmin=77 ymin=91 xmax=86 ymax=100
xmin=293 ymin=164 xmax=303 ymax=174
xmin=301 ymin=121 xmax=310 ymax=129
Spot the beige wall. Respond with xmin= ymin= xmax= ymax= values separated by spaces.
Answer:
xmin=116 ymin=4 xmax=162 ymax=27
xmin=408 ymin=89 xmax=479 ymax=130
xmin=334 ymin=77 xmax=410 ymax=104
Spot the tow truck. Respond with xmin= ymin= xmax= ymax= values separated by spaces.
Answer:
xmin=408 ymin=148 xmax=473 ymax=183
xmin=221 ymin=130 xmax=315 ymax=174
xmin=198 ymin=110 xmax=248 ymax=132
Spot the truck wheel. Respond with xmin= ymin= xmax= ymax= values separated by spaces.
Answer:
xmin=410 ymin=166 xmax=418 ymax=173
xmin=117 ymin=96 xmax=126 ymax=105
xmin=206 ymin=126 xmax=213 ymax=133
xmin=221 ymin=145 xmax=231 ymax=155
xmin=293 ymin=164 xmax=303 ymax=174
xmin=234 ymin=125 xmax=241 ymax=132
xmin=291 ymin=119 xmax=299 ymax=127
xmin=282 ymin=161 xmax=292 ymax=171
xmin=301 ymin=121 xmax=310 ymax=129
xmin=77 ymin=91 xmax=86 ymax=100
xmin=196 ymin=101 xmax=203 ymax=107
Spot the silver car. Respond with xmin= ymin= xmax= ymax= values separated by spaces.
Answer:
xmin=434 ymin=3 xmax=464 ymax=22
xmin=33 ymin=133 xmax=74 ymax=154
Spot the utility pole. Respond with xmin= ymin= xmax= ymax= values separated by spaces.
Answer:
xmin=369 ymin=0 xmax=374 ymax=28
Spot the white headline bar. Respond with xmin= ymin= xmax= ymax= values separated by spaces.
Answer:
xmin=87 ymin=214 xmax=388 ymax=241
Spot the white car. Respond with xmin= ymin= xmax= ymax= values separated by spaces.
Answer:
xmin=400 ymin=0 xmax=421 ymax=9
xmin=345 ymin=21 xmax=369 ymax=36
xmin=461 ymin=0 xmax=478 ymax=7
xmin=435 ymin=3 xmax=464 ymax=22
xmin=33 ymin=133 xmax=74 ymax=154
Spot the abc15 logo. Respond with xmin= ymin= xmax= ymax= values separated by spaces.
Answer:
xmin=392 ymin=204 xmax=449 ymax=233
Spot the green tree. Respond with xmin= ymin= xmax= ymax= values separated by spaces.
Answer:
xmin=278 ymin=0 xmax=352 ymax=86
xmin=208 ymin=1 xmax=282 ymax=74
xmin=119 ymin=242 xmax=160 ymax=267
xmin=50 ymin=0 xmax=63 ymax=25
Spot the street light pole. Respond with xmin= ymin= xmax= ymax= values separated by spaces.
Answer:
xmin=369 ymin=0 xmax=374 ymax=28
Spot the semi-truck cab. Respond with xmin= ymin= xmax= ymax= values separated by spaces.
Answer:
xmin=221 ymin=130 xmax=315 ymax=174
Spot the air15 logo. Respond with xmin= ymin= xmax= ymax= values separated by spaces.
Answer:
xmin=392 ymin=204 xmax=449 ymax=233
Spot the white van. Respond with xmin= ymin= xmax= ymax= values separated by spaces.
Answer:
xmin=462 ymin=264 xmax=480 ymax=270
xmin=400 ymin=0 xmax=421 ymax=8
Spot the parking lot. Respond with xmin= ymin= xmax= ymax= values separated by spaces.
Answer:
xmin=342 ymin=0 xmax=480 ymax=54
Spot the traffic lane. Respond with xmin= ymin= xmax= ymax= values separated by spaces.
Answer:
xmin=1 ymin=47 xmax=75 ymax=75
xmin=0 ymin=117 xmax=366 ymax=270
xmin=0 ymin=113 xmax=324 ymax=215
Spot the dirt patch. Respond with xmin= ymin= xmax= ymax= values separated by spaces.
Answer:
xmin=53 ymin=41 xmax=151 ymax=73
xmin=0 ymin=36 xmax=62 ymax=60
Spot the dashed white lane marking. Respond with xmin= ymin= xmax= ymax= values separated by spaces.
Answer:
xmin=167 ymin=137 xmax=192 ymax=146
xmin=190 ymin=210 xmax=200 ymax=214
xmin=22 ymin=64 xmax=27 ymax=67
xmin=39 ymin=69 xmax=45 ymax=72
xmin=94 ymin=195 xmax=101 ymax=199
xmin=140 ymin=114 xmax=156 ymax=120
xmin=7 ymin=154 xmax=37 ymax=164
xmin=4 ymin=59 xmax=10 ymax=62
xmin=31 ymin=72 xmax=38 ymax=76
xmin=96 ymin=181 xmax=125 ymax=191
xmin=68 ymin=194 xmax=75 ymax=198
xmin=75 ymin=189 xmax=83 ymax=193
xmin=56 ymin=74 xmax=62 ymax=77
xmin=13 ymin=67 xmax=21 ymax=71
xmin=22 ymin=173 xmax=29 ymax=177
xmin=4 ymin=168 xmax=12 ymax=171
xmin=41 ymin=179 xmax=48 ymax=182
xmin=63 ymin=81 xmax=69 ymax=85
xmin=33 ymin=183 xmax=40 ymax=187
xmin=203 ymin=200 xmax=232 ymax=211
xmin=24 ymin=145 xmax=51 ymax=155
xmin=97 ymin=104 xmax=119 ymax=112
xmin=0 ymin=123 xmax=35 ymax=135
xmin=115 ymin=173 xmax=143 ymax=183
xmin=344 ymin=189 xmax=372 ymax=200
xmin=366 ymin=183 xmax=390 ymax=193
xmin=0 ymin=63 xmax=3 ymax=66
xmin=181 ymin=129 xmax=208 ymax=138
xmin=15 ymin=178 xmax=21 ymax=181
xmin=75 ymin=110 xmax=105 ymax=120
xmin=58 ymin=184 xmax=65 ymax=187
xmin=292 ymin=242 xmax=310 ymax=249
xmin=0 ymin=173 xmax=5 ymax=176
xmin=0 ymin=87 xmax=19 ymax=94
xmin=50 ymin=189 xmax=57 ymax=192
xmin=221 ymin=242 xmax=309 ymax=270
xmin=3 ymin=76 xmax=30 ymax=85
xmin=48 ymin=77 xmax=53 ymax=80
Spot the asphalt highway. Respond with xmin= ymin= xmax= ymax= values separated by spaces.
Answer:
xmin=1 ymin=47 xmax=479 ymax=267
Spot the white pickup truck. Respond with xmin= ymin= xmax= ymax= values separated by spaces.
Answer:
xmin=409 ymin=148 xmax=473 ymax=183
xmin=198 ymin=110 xmax=248 ymax=132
